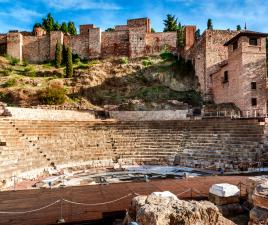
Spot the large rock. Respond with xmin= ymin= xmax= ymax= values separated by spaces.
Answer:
xmin=248 ymin=177 xmax=268 ymax=225
xmin=126 ymin=192 xmax=235 ymax=225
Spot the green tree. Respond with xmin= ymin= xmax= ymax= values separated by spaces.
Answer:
xmin=177 ymin=22 xmax=185 ymax=48
xmin=61 ymin=22 xmax=68 ymax=33
xmin=42 ymin=13 xmax=55 ymax=32
xmin=163 ymin=14 xmax=178 ymax=32
xmin=151 ymin=28 xmax=156 ymax=33
xmin=66 ymin=47 xmax=73 ymax=78
xmin=105 ymin=27 xmax=115 ymax=32
xmin=68 ymin=21 xmax=77 ymax=35
xmin=55 ymin=41 xmax=62 ymax=68
xmin=195 ymin=29 xmax=201 ymax=39
xmin=207 ymin=19 xmax=213 ymax=30
xmin=237 ymin=25 xmax=241 ymax=31
xmin=62 ymin=45 xmax=68 ymax=65
xmin=54 ymin=22 xmax=61 ymax=31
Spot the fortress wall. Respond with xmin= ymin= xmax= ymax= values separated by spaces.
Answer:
xmin=6 ymin=107 xmax=96 ymax=121
xmin=0 ymin=35 xmax=6 ymax=44
xmin=129 ymin=27 xmax=147 ymax=58
xmin=22 ymin=35 xmax=50 ymax=63
xmin=145 ymin=32 xmax=177 ymax=55
xmin=65 ymin=35 xmax=89 ymax=60
xmin=101 ymin=31 xmax=129 ymax=57
xmin=88 ymin=28 xmax=101 ymax=58
xmin=109 ymin=110 xmax=188 ymax=121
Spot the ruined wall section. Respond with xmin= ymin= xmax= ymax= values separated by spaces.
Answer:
xmin=0 ymin=35 xmax=7 ymax=44
xmin=88 ymin=28 xmax=101 ymax=58
xmin=64 ymin=35 xmax=89 ymax=60
xmin=145 ymin=32 xmax=177 ymax=55
xmin=101 ymin=31 xmax=129 ymax=57
xmin=22 ymin=36 xmax=50 ymax=63
xmin=7 ymin=32 xmax=23 ymax=62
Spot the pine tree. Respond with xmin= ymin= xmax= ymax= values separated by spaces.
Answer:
xmin=237 ymin=25 xmax=241 ymax=31
xmin=54 ymin=22 xmax=61 ymax=31
xmin=42 ymin=13 xmax=55 ymax=32
xmin=66 ymin=47 xmax=73 ymax=78
xmin=163 ymin=14 xmax=178 ymax=32
xmin=55 ymin=41 xmax=62 ymax=68
xmin=61 ymin=22 xmax=68 ymax=34
xmin=207 ymin=19 xmax=213 ymax=30
xmin=68 ymin=22 xmax=77 ymax=35
xmin=151 ymin=28 xmax=156 ymax=33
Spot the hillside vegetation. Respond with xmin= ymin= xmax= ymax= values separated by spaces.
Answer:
xmin=0 ymin=53 xmax=201 ymax=110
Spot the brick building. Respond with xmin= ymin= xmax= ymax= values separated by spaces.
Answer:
xmin=184 ymin=27 xmax=267 ymax=116
xmin=0 ymin=18 xmax=177 ymax=63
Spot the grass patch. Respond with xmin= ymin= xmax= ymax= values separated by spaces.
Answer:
xmin=23 ymin=65 xmax=36 ymax=77
xmin=39 ymin=87 xmax=66 ymax=105
xmin=2 ymin=78 xmax=17 ymax=87
xmin=142 ymin=57 xmax=153 ymax=67
xmin=119 ymin=57 xmax=129 ymax=64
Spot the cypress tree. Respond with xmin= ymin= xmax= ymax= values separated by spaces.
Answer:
xmin=207 ymin=19 xmax=213 ymax=30
xmin=68 ymin=22 xmax=77 ymax=35
xmin=66 ymin=47 xmax=73 ymax=78
xmin=237 ymin=25 xmax=241 ymax=31
xmin=61 ymin=22 xmax=68 ymax=34
xmin=55 ymin=41 xmax=62 ymax=68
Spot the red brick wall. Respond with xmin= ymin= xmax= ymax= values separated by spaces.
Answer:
xmin=145 ymin=32 xmax=177 ymax=55
xmin=22 ymin=35 xmax=50 ymax=63
xmin=184 ymin=26 xmax=196 ymax=50
xmin=7 ymin=32 xmax=23 ymax=61
xmin=64 ymin=35 xmax=89 ymax=60
xmin=80 ymin=24 xmax=95 ymax=35
xmin=101 ymin=31 xmax=129 ymax=57
xmin=127 ymin=18 xmax=151 ymax=33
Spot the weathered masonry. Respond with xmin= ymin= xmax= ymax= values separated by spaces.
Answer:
xmin=1 ymin=18 xmax=177 ymax=63
xmin=183 ymin=27 xmax=268 ymax=116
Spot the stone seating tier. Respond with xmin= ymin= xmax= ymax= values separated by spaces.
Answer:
xmin=0 ymin=119 xmax=265 ymax=183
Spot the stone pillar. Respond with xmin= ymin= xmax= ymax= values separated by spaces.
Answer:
xmin=184 ymin=26 xmax=196 ymax=51
xmin=7 ymin=32 xmax=23 ymax=62
xmin=49 ymin=31 xmax=64 ymax=61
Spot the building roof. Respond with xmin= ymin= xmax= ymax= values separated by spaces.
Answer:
xmin=224 ymin=30 xmax=268 ymax=46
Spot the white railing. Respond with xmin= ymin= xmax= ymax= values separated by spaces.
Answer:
xmin=203 ymin=109 xmax=267 ymax=118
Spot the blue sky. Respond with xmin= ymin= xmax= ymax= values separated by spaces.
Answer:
xmin=0 ymin=0 xmax=267 ymax=34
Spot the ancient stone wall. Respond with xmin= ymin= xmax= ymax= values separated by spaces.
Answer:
xmin=22 ymin=35 xmax=50 ymax=63
xmin=109 ymin=110 xmax=188 ymax=121
xmin=129 ymin=27 xmax=147 ymax=58
xmin=145 ymin=32 xmax=177 ymax=55
xmin=80 ymin=24 xmax=95 ymax=35
xmin=49 ymin=31 xmax=64 ymax=61
xmin=64 ymin=35 xmax=89 ymax=60
xmin=0 ymin=35 xmax=7 ymax=44
xmin=88 ymin=28 xmax=101 ymax=58
xmin=101 ymin=31 xmax=129 ymax=57
xmin=6 ymin=107 xmax=96 ymax=121
xmin=6 ymin=32 xmax=23 ymax=61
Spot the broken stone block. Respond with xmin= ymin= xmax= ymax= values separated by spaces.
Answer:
xmin=209 ymin=183 xmax=240 ymax=206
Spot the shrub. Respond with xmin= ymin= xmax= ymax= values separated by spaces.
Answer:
xmin=10 ymin=57 xmax=20 ymax=66
xmin=119 ymin=57 xmax=129 ymax=64
xmin=0 ymin=66 xmax=12 ymax=76
xmin=23 ymin=66 xmax=36 ymax=77
xmin=160 ymin=51 xmax=175 ymax=61
xmin=39 ymin=87 xmax=66 ymax=105
xmin=3 ymin=78 xmax=17 ymax=87
xmin=55 ymin=41 xmax=62 ymax=68
xmin=142 ymin=58 xmax=153 ymax=67
xmin=0 ymin=92 xmax=12 ymax=103
xmin=65 ymin=47 xmax=73 ymax=78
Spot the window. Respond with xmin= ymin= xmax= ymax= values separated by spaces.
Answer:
xmin=251 ymin=98 xmax=257 ymax=106
xmin=251 ymin=82 xmax=257 ymax=90
xmin=223 ymin=71 xmax=229 ymax=83
xmin=233 ymin=41 xmax=238 ymax=50
xmin=140 ymin=37 xmax=143 ymax=41
xmin=249 ymin=37 xmax=258 ymax=46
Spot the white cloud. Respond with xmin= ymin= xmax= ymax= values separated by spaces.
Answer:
xmin=0 ymin=7 xmax=42 ymax=22
xmin=46 ymin=0 xmax=121 ymax=10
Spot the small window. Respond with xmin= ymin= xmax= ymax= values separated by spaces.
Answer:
xmin=223 ymin=71 xmax=229 ymax=83
xmin=249 ymin=37 xmax=258 ymax=46
xmin=233 ymin=41 xmax=238 ymax=50
xmin=140 ymin=37 xmax=143 ymax=41
xmin=251 ymin=82 xmax=257 ymax=90
xmin=251 ymin=98 xmax=257 ymax=106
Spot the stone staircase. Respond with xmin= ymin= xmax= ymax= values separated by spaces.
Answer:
xmin=0 ymin=118 xmax=266 ymax=184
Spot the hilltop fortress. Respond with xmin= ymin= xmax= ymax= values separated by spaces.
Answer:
xmin=0 ymin=17 xmax=267 ymax=116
